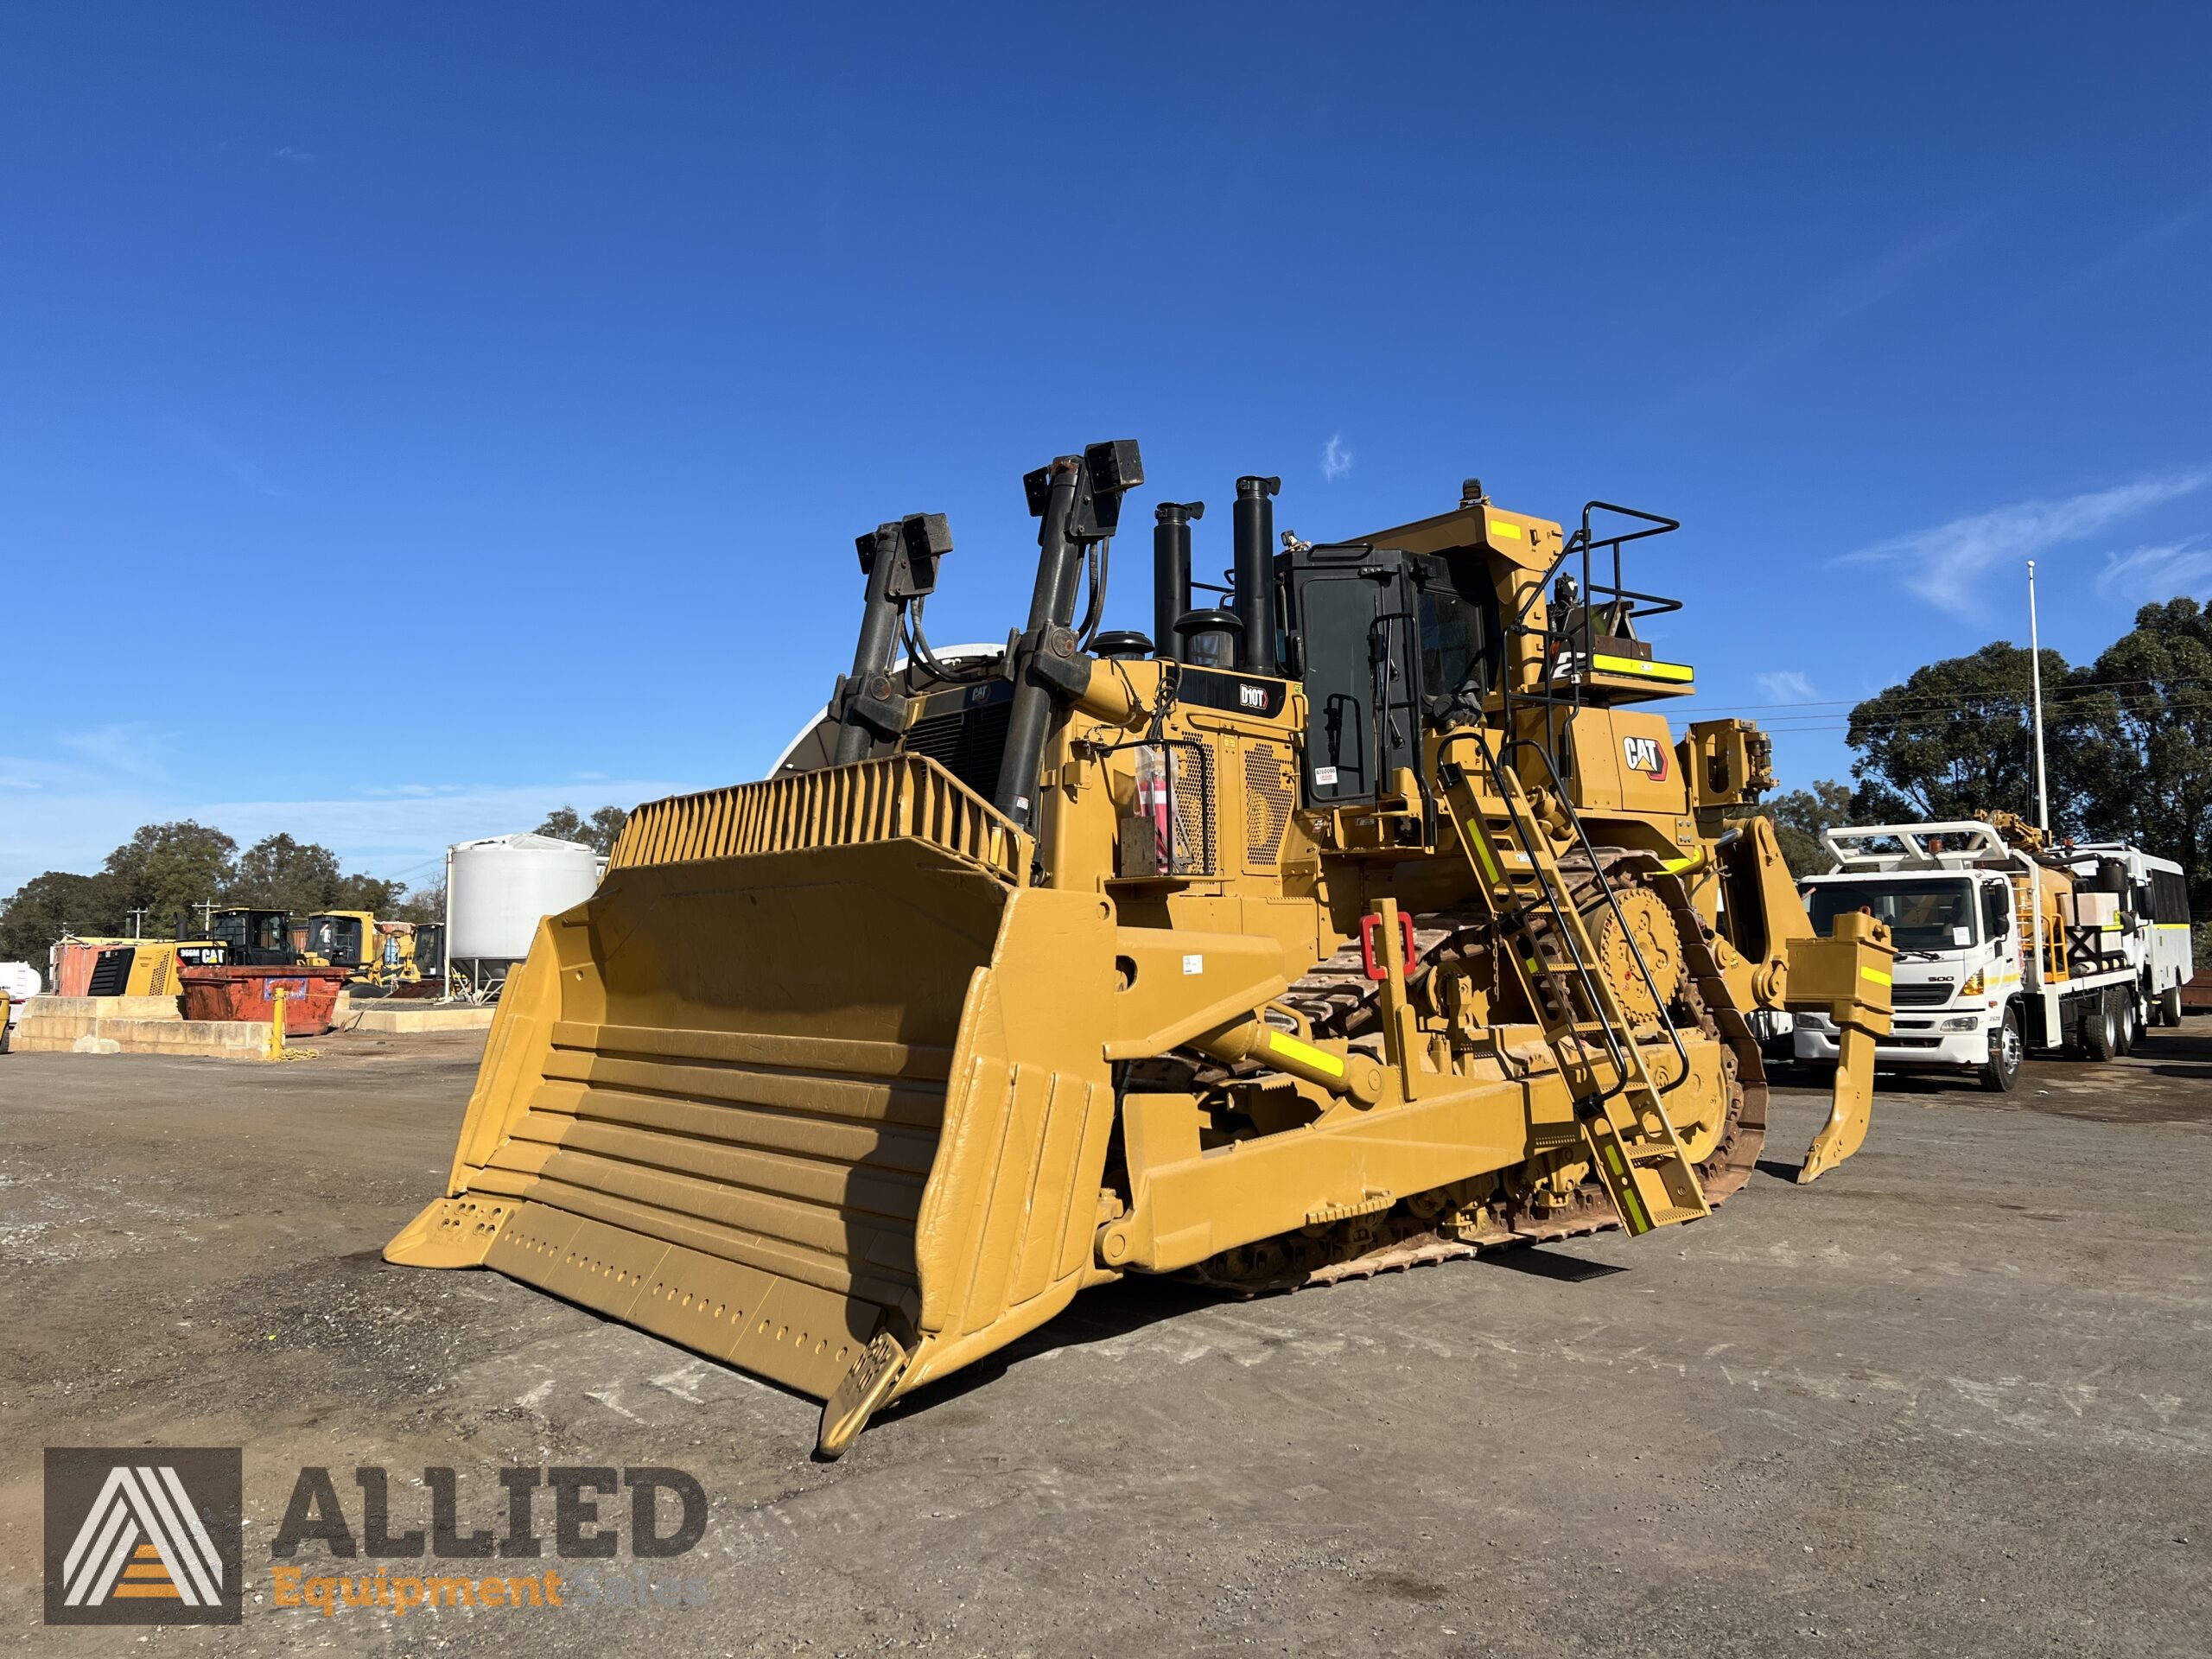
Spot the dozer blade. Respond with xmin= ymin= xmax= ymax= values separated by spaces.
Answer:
xmin=386 ymin=760 xmax=1118 ymax=1455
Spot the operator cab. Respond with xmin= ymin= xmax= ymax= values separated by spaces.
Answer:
xmin=209 ymin=907 xmax=297 ymax=967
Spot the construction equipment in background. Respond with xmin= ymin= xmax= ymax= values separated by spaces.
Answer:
xmin=1796 ymin=816 xmax=2193 ymax=1086
xmin=296 ymin=911 xmax=376 ymax=975
xmin=296 ymin=912 xmax=429 ymax=988
xmin=208 ymin=907 xmax=299 ymax=966
xmin=72 ymin=938 xmax=228 ymax=997
xmin=389 ymin=443 xmax=1893 ymax=1456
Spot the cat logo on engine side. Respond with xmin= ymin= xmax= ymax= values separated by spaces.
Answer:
xmin=1622 ymin=735 xmax=1669 ymax=779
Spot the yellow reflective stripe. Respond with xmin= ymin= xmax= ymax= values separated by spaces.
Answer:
xmin=1662 ymin=852 xmax=1701 ymax=874
xmin=2158 ymin=922 xmax=2193 ymax=931
xmin=1600 ymin=1142 xmax=1651 ymax=1231
xmin=1591 ymin=653 xmax=1694 ymax=683
xmin=1267 ymin=1029 xmax=1345 ymax=1077
xmin=1491 ymin=519 xmax=1524 ymax=540
xmin=1861 ymin=966 xmax=1892 ymax=986
xmin=1466 ymin=820 xmax=1502 ymax=884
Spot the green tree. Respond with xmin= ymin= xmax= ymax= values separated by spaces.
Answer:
xmin=1742 ymin=779 xmax=1853 ymax=876
xmin=0 ymin=871 xmax=118 ymax=962
xmin=225 ymin=833 xmax=346 ymax=913
xmin=2073 ymin=597 xmax=2212 ymax=913
xmin=99 ymin=820 xmax=238 ymax=938
xmin=331 ymin=873 xmax=406 ymax=915
xmin=225 ymin=832 xmax=408 ymax=918
xmin=389 ymin=880 xmax=446 ymax=925
xmin=1846 ymin=643 xmax=2104 ymax=832
xmin=535 ymin=804 xmax=630 ymax=856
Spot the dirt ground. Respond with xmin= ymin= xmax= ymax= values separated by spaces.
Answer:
xmin=2 ymin=1024 xmax=2207 ymax=1656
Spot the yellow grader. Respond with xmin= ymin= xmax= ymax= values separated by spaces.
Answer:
xmin=388 ymin=442 xmax=1894 ymax=1455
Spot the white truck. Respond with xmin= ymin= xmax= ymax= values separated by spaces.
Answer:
xmin=1792 ymin=820 xmax=2193 ymax=1091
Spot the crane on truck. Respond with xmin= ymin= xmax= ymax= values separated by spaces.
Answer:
xmin=1794 ymin=817 xmax=2193 ymax=1089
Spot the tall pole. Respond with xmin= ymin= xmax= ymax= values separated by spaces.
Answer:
xmin=2028 ymin=558 xmax=2050 ymax=835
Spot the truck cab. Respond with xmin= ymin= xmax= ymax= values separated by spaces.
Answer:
xmin=1792 ymin=818 xmax=2194 ymax=1090
xmin=1795 ymin=859 xmax=2024 ymax=1089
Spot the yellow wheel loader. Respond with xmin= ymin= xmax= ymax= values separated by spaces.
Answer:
xmin=388 ymin=443 xmax=1893 ymax=1456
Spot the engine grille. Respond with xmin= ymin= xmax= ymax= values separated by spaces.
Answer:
xmin=903 ymin=700 xmax=1012 ymax=805
xmin=1243 ymin=741 xmax=1295 ymax=867
xmin=1891 ymin=982 xmax=1955 ymax=1009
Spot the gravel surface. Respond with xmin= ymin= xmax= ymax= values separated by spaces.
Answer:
xmin=3 ymin=1024 xmax=2207 ymax=1655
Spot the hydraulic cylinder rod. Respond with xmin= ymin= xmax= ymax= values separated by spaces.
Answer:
xmin=835 ymin=524 xmax=905 ymax=764
xmin=994 ymin=457 xmax=1085 ymax=829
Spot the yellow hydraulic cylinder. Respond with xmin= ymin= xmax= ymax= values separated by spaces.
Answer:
xmin=1193 ymin=1014 xmax=1385 ymax=1105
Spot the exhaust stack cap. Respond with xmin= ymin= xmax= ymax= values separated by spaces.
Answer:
xmin=1236 ymin=474 xmax=1281 ymax=499
xmin=1155 ymin=500 xmax=1205 ymax=524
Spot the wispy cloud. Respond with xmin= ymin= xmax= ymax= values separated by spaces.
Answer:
xmin=1756 ymin=670 xmax=1818 ymax=702
xmin=2098 ymin=537 xmax=2212 ymax=602
xmin=1321 ymin=434 xmax=1353 ymax=481
xmin=275 ymin=145 xmax=315 ymax=162
xmin=1662 ymin=216 xmax=1986 ymax=414
xmin=1840 ymin=470 xmax=2210 ymax=620
xmin=59 ymin=722 xmax=176 ymax=782
xmin=166 ymin=417 xmax=285 ymax=497
xmin=1999 ymin=186 xmax=2212 ymax=331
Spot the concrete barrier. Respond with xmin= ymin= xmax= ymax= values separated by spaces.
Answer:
xmin=346 ymin=1004 xmax=497 ymax=1034
xmin=10 ymin=995 xmax=272 ymax=1060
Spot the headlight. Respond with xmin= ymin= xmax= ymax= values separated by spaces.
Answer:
xmin=1940 ymin=1015 xmax=1980 ymax=1032
xmin=1799 ymin=1013 xmax=1834 ymax=1032
xmin=1959 ymin=969 xmax=1984 ymax=996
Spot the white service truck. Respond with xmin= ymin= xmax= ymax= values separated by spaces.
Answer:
xmin=1792 ymin=820 xmax=2193 ymax=1092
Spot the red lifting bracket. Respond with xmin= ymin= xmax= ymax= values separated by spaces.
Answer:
xmin=1359 ymin=911 xmax=1419 ymax=982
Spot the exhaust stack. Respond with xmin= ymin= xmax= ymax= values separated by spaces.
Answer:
xmin=1232 ymin=474 xmax=1280 ymax=674
xmin=1153 ymin=501 xmax=1203 ymax=662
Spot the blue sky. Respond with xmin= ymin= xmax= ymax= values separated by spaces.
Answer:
xmin=4 ymin=3 xmax=2209 ymax=898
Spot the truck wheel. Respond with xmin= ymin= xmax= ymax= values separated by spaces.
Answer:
xmin=1979 ymin=1009 xmax=2024 ymax=1093
xmin=2115 ymin=991 xmax=2139 ymax=1056
xmin=2161 ymin=985 xmax=2184 ymax=1026
xmin=2080 ymin=994 xmax=2118 ymax=1062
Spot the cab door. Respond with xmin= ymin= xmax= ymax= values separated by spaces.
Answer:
xmin=1285 ymin=545 xmax=1424 ymax=807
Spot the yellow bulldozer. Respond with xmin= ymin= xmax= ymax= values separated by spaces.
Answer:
xmin=388 ymin=444 xmax=1893 ymax=1456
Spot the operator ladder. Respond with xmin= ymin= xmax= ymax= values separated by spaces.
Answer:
xmin=1436 ymin=746 xmax=1710 ymax=1235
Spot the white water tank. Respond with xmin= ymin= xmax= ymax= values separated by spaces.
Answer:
xmin=447 ymin=833 xmax=603 ymax=962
